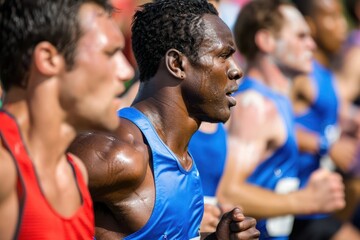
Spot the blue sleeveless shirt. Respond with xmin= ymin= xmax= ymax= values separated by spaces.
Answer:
xmin=189 ymin=123 xmax=227 ymax=198
xmin=119 ymin=107 xmax=204 ymax=240
xmin=236 ymin=77 xmax=300 ymax=239
xmin=295 ymin=60 xmax=339 ymax=219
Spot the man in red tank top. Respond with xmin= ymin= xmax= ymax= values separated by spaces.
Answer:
xmin=0 ymin=0 xmax=134 ymax=239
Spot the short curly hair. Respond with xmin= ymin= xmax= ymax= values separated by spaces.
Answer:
xmin=131 ymin=0 xmax=218 ymax=82
xmin=0 ymin=0 xmax=112 ymax=92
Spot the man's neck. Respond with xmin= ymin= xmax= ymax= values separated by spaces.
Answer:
xmin=314 ymin=49 xmax=331 ymax=68
xmin=133 ymin=82 xmax=199 ymax=160
xmin=3 ymin=88 xmax=76 ymax=170
xmin=246 ymin=57 xmax=291 ymax=96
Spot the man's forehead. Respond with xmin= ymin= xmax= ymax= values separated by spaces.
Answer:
xmin=202 ymin=14 xmax=229 ymax=33
xmin=313 ymin=0 xmax=342 ymax=15
xmin=280 ymin=5 xmax=303 ymax=22
xmin=78 ymin=3 xmax=123 ymax=44
xmin=78 ymin=3 xmax=106 ymax=29
xmin=78 ymin=2 xmax=117 ymax=35
xmin=201 ymin=14 xmax=234 ymax=47
xmin=316 ymin=0 xmax=337 ymax=10
xmin=280 ymin=5 xmax=309 ymax=31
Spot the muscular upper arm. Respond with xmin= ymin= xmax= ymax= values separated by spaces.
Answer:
xmin=68 ymin=120 xmax=148 ymax=202
xmin=218 ymin=92 xmax=291 ymax=216
xmin=227 ymin=91 xmax=271 ymax=177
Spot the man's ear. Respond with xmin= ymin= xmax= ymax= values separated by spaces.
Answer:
xmin=33 ymin=41 xmax=64 ymax=76
xmin=165 ymin=49 xmax=186 ymax=80
xmin=254 ymin=29 xmax=276 ymax=54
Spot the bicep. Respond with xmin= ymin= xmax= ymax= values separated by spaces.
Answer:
xmin=220 ymin=93 xmax=270 ymax=196
xmin=223 ymin=135 xmax=266 ymax=184
xmin=217 ymin=135 xmax=268 ymax=213
xmin=227 ymin=94 xmax=268 ymax=169
xmin=224 ymin=102 xmax=268 ymax=184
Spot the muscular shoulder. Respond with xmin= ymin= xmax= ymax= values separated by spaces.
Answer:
xmin=227 ymin=90 xmax=283 ymax=148
xmin=231 ymin=90 xmax=277 ymax=128
xmin=68 ymin=120 xmax=149 ymax=200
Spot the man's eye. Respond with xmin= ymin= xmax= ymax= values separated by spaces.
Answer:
xmin=106 ymin=50 xmax=117 ymax=56
xmin=106 ymin=48 xmax=121 ymax=57
xmin=298 ymin=33 xmax=307 ymax=39
xmin=220 ymin=52 xmax=230 ymax=59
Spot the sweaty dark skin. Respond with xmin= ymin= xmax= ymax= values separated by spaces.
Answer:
xmin=69 ymin=14 xmax=259 ymax=240
xmin=69 ymin=125 xmax=154 ymax=238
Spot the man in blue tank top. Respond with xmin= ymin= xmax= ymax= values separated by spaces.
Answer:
xmin=290 ymin=0 xmax=360 ymax=239
xmin=187 ymin=1 xmax=237 ymax=234
xmin=216 ymin=0 xmax=345 ymax=239
xmin=68 ymin=0 xmax=260 ymax=239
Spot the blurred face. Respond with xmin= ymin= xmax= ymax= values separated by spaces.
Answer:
xmin=272 ymin=5 xmax=316 ymax=75
xmin=61 ymin=3 xmax=134 ymax=131
xmin=184 ymin=14 xmax=242 ymax=123
xmin=313 ymin=0 xmax=347 ymax=54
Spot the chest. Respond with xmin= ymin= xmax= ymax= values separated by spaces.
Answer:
xmin=114 ymin=155 xmax=204 ymax=239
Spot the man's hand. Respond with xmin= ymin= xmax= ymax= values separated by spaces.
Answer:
xmin=330 ymin=137 xmax=357 ymax=172
xmin=306 ymin=168 xmax=345 ymax=213
xmin=215 ymin=208 xmax=259 ymax=240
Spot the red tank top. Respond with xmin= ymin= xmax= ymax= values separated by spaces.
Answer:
xmin=0 ymin=111 xmax=94 ymax=239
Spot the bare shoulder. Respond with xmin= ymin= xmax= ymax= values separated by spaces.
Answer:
xmin=229 ymin=90 xmax=276 ymax=134
xmin=68 ymin=119 xmax=149 ymax=201
xmin=234 ymin=90 xmax=275 ymax=118
xmin=0 ymin=140 xmax=17 ymax=202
